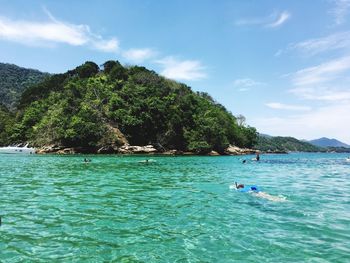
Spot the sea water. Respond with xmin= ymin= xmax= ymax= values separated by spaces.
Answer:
xmin=0 ymin=153 xmax=349 ymax=262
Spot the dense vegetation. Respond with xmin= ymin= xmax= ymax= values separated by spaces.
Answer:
xmin=1 ymin=61 xmax=257 ymax=153
xmin=0 ymin=104 xmax=15 ymax=146
xmin=0 ymin=63 xmax=49 ymax=110
xmin=254 ymin=135 xmax=324 ymax=152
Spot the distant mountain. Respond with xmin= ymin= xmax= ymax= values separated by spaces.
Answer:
xmin=0 ymin=63 xmax=49 ymax=110
xmin=254 ymin=135 xmax=324 ymax=152
xmin=258 ymin=133 xmax=272 ymax=138
xmin=309 ymin=137 xmax=350 ymax=148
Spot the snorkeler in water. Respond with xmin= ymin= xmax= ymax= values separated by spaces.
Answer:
xmin=235 ymin=182 xmax=245 ymax=189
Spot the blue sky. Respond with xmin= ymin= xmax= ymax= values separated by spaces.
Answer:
xmin=1 ymin=0 xmax=350 ymax=143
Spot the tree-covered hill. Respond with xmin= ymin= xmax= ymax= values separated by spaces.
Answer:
xmin=254 ymin=134 xmax=324 ymax=152
xmin=0 ymin=63 xmax=49 ymax=110
xmin=0 ymin=104 xmax=14 ymax=146
xmin=1 ymin=61 xmax=257 ymax=153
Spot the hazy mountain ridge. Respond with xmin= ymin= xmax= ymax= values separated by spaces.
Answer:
xmin=309 ymin=137 xmax=350 ymax=148
xmin=254 ymin=134 xmax=323 ymax=152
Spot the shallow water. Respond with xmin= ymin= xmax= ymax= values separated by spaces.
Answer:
xmin=0 ymin=153 xmax=349 ymax=262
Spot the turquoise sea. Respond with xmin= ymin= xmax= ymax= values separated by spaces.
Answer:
xmin=0 ymin=153 xmax=349 ymax=262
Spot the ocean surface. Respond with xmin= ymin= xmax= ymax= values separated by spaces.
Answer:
xmin=0 ymin=153 xmax=349 ymax=262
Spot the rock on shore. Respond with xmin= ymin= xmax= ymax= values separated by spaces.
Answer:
xmin=36 ymin=144 xmax=257 ymax=155
xmin=224 ymin=145 xmax=258 ymax=155
xmin=117 ymin=145 xmax=157 ymax=154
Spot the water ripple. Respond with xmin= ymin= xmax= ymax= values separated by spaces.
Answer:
xmin=0 ymin=153 xmax=349 ymax=262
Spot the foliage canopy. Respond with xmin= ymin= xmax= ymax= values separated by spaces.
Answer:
xmin=1 ymin=61 xmax=258 ymax=153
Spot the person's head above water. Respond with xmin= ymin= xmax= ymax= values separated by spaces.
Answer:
xmin=235 ymin=182 xmax=244 ymax=189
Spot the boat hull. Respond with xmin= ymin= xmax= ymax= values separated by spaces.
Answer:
xmin=0 ymin=147 xmax=36 ymax=154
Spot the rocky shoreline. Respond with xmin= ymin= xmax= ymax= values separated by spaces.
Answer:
xmin=35 ymin=144 xmax=268 ymax=156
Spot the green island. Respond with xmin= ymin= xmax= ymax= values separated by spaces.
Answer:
xmin=0 ymin=61 xmax=258 ymax=154
xmin=0 ymin=61 xmax=348 ymax=154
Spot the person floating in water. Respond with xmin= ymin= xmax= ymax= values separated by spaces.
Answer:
xmin=242 ymin=159 xmax=246 ymax=164
xmin=234 ymin=182 xmax=259 ymax=192
xmin=84 ymin=158 xmax=91 ymax=163
xmin=235 ymin=182 xmax=245 ymax=189
xmin=138 ymin=159 xmax=153 ymax=164
xmin=231 ymin=182 xmax=286 ymax=202
xmin=256 ymin=152 xmax=260 ymax=161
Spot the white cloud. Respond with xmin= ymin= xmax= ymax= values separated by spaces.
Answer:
xmin=287 ymin=56 xmax=350 ymax=103
xmin=233 ymin=78 xmax=263 ymax=87
xmin=122 ymin=48 xmax=156 ymax=63
xmin=0 ymin=14 xmax=119 ymax=52
xmin=92 ymin=38 xmax=119 ymax=52
xmin=290 ymin=31 xmax=350 ymax=56
xmin=233 ymin=78 xmax=264 ymax=91
xmin=266 ymin=11 xmax=291 ymax=28
xmin=155 ymin=57 xmax=206 ymax=81
xmin=252 ymin=103 xmax=350 ymax=143
xmin=289 ymin=86 xmax=350 ymax=102
xmin=257 ymin=57 xmax=350 ymax=141
xmin=291 ymin=55 xmax=350 ymax=86
xmin=265 ymin=102 xmax=311 ymax=111
xmin=330 ymin=0 xmax=350 ymax=25
xmin=235 ymin=11 xmax=291 ymax=28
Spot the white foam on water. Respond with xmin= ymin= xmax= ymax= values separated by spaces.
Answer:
xmin=252 ymin=192 xmax=287 ymax=202
xmin=229 ymin=184 xmax=288 ymax=202
xmin=229 ymin=184 xmax=236 ymax=190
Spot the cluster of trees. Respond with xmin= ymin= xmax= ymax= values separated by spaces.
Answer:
xmin=1 ymin=61 xmax=257 ymax=153
xmin=0 ymin=63 xmax=49 ymax=110
xmin=0 ymin=104 xmax=14 ymax=146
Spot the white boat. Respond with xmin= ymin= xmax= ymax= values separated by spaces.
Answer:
xmin=0 ymin=144 xmax=36 ymax=154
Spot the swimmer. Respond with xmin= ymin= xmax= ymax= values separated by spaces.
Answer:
xmin=235 ymin=182 xmax=245 ymax=189
xmin=139 ymin=159 xmax=155 ymax=164
xmin=242 ymin=159 xmax=246 ymax=164
xmin=230 ymin=182 xmax=286 ymax=202
xmin=84 ymin=158 xmax=91 ymax=163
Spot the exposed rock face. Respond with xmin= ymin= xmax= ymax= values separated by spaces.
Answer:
xmin=37 ymin=145 xmax=97 ymax=154
xmin=97 ymin=145 xmax=118 ymax=154
xmin=36 ymin=144 xmax=158 ymax=154
xmin=57 ymin=148 xmax=76 ymax=154
xmin=225 ymin=145 xmax=257 ymax=155
xmin=162 ymin=149 xmax=181 ymax=155
xmin=36 ymin=145 xmax=64 ymax=154
xmin=118 ymin=145 xmax=157 ymax=154
xmin=107 ymin=124 xmax=128 ymax=146
xmin=36 ymin=143 xmax=257 ymax=155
